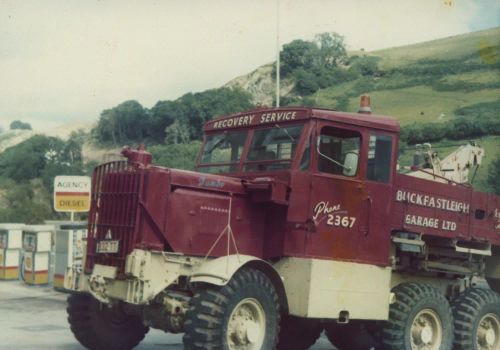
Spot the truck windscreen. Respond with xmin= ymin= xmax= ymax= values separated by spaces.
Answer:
xmin=245 ymin=124 xmax=303 ymax=172
xmin=199 ymin=124 xmax=303 ymax=173
xmin=199 ymin=131 xmax=248 ymax=173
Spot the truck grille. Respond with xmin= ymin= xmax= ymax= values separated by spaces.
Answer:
xmin=85 ymin=161 xmax=143 ymax=276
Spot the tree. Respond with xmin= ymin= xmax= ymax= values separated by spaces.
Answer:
xmin=93 ymin=100 xmax=149 ymax=145
xmin=293 ymin=68 xmax=320 ymax=95
xmin=278 ymin=32 xmax=349 ymax=95
xmin=93 ymin=87 xmax=253 ymax=146
xmin=0 ymin=135 xmax=55 ymax=180
xmin=165 ymin=120 xmax=190 ymax=145
xmin=280 ymin=39 xmax=319 ymax=76
xmin=0 ymin=182 xmax=53 ymax=224
xmin=149 ymin=100 xmax=180 ymax=143
xmin=0 ymin=135 xmax=84 ymax=185
xmin=157 ymin=87 xmax=254 ymax=142
xmin=10 ymin=120 xmax=32 ymax=130
xmin=314 ymin=32 xmax=347 ymax=68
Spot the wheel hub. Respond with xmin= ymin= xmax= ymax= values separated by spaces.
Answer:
xmin=485 ymin=329 xmax=495 ymax=346
xmin=245 ymin=321 xmax=259 ymax=343
xmin=410 ymin=309 xmax=442 ymax=350
xmin=227 ymin=298 xmax=266 ymax=350
xmin=421 ymin=325 xmax=433 ymax=344
xmin=477 ymin=313 xmax=500 ymax=350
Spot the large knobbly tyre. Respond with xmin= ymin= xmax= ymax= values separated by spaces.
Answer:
xmin=67 ymin=293 xmax=148 ymax=350
xmin=183 ymin=268 xmax=280 ymax=350
xmin=325 ymin=321 xmax=378 ymax=350
xmin=276 ymin=315 xmax=322 ymax=350
xmin=381 ymin=282 xmax=453 ymax=350
xmin=452 ymin=287 xmax=500 ymax=350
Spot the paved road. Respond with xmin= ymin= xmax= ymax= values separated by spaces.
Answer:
xmin=0 ymin=280 xmax=335 ymax=350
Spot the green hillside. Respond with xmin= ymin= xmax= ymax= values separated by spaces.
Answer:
xmin=315 ymin=84 xmax=500 ymax=125
xmin=293 ymin=27 xmax=500 ymax=125
xmin=374 ymin=27 xmax=500 ymax=69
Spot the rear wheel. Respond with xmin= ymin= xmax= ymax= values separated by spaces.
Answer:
xmin=452 ymin=287 xmax=500 ymax=350
xmin=183 ymin=268 xmax=280 ymax=350
xmin=277 ymin=315 xmax=322 ymax=350
xmin=67 ymin=293 xmax=148 ymax=350
xmin=325 ymin=321 xmax=378 ymax=350
xmin=381 ymin=282 xmax=453 ymax=350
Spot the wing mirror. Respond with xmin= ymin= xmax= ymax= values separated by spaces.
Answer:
xmin=343 ymin=152 xmax=359 ymax=176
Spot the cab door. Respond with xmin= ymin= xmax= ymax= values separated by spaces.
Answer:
xmin=304 ymin=122 xmax=368 ymax=263
xmin=359 ymin=132 xmax=397 ymax=265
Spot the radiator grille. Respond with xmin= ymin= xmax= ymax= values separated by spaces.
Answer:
xmin=85 ymin=161 xmax=143 ymax=276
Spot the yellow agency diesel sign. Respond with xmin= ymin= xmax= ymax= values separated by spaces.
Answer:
xmin=54 ymin=176 xmax=91 ymax=212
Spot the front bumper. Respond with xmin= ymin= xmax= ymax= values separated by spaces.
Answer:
xmin=64 ymin=249 xmax=204 ymax=304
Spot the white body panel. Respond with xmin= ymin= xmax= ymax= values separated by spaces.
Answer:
xmin=274 ymin=257 xmax=392 ymax=320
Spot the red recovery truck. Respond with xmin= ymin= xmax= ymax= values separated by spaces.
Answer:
xmin=64 ymin=98 xmax=500 ymax=350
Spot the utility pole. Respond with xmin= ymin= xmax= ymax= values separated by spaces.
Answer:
xmin=276 ymin=0 xmax=280 ymax=107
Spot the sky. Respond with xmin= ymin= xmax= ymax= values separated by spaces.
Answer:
xmin=0 ymin=0 xmax=499 ymax=131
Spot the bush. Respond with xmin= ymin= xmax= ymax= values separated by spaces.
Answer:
xmin=10 ymin=120 xmax=32 ymax=130
xmin=149 ymin=141 xmax=201 ymax=170
xmin=0 ymin=182 xmax=53 ymax=224
xmin=349 ymin=56 xmax=381 ymax=76
xmin=293 ymin=68 xmax=320 ymax=95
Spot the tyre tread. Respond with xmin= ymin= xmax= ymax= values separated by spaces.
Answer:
xmin=67 ymin=293 xmax=148 ymax=350
xmin=183 ymin=268 xmax=280 ymax=350
xmin=452 ymin=287 xmax=500 ymax=350
xmin=381 ymin=282 xmax=454 ymax=350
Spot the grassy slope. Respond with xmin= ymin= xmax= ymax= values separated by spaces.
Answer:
xmin=346 ymin=86 xmax=500 ymax=125
xmin=373 ymin=27 xmax=500 ymax=69
xmin=314 ymin=84 xmax=500 ymax=125
xmin=312 ymin=27 xmax=500 ymax=121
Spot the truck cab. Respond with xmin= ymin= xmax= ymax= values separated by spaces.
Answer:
xmin=197 ymin=107 xmax=399 ymax=266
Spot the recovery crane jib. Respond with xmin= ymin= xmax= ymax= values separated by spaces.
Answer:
xmin=407 ymin=141 xmax=484 ymax=184
xmin=64 ymin=97 xmax=500 ymax=350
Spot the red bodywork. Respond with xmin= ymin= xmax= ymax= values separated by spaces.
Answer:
xmin=84 ymin=107 xmax=500 ymax=276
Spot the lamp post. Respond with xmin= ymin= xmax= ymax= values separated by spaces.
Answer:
xmin=276 ymin=0 xmax=280 ymax=107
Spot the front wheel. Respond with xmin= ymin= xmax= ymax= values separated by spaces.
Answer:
xmin=183 ymin=268 xmax=280 ymax=350
xmin=381 ymin=282 xmax=453 ymax=350
xmin=67 ymin=293 xmax=148 ymax=350
xmin=452 ymin=287 xmax=500 ymax=350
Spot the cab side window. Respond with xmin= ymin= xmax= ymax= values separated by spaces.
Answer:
xmin=318 ymin=127 xmax=361 ymax=177
xmin=367 ymin=134 xmax=393 ymax=183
